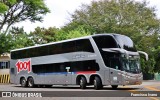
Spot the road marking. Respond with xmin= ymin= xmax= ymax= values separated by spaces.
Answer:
xmin=144 ymin=86 xmax=160 ymax=92
xmin=149 ymin=97 xmax=159 ymax=100
xmin=146 ymin=84 xmax=160 ymax=87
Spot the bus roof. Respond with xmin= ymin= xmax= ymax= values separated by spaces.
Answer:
xmin=11 ymin=33 xmax=120 ymax=52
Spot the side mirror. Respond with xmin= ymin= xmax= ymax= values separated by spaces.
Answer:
xmin=138 ymin=51 xmax=148 ymax=61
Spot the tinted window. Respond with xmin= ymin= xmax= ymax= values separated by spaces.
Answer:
xmin=11 ymin=39 xmax=94 ymax=59
xmin=71 ymin=60 xmax=99 ymax=71
xmin=62 ymin=41 xmax=76 ymax=53
xmin=10 ymin=68 xmax=15 ymax=74
xmin=32 ymin=60 xmax=99 ymax=74
xmin=114 ymin=35 xmax=137 ymax=52
xmin=109 ymin=58 xmax=122 ymax=70
xmin=93 ymin=35 xmax=118 ymax=49
xmin=75 ymin=39 xmax=94 ymax=52
xmin=38 ymin=46 xmax=49 ymax=56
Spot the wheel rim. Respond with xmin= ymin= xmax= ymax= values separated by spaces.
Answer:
xmin=22 ymin=79 xmax=25 ymax=86
xmin=28 ymin=78 xmax=33 ymax=87
xmin=80 ymin=79 xmax=83 ymax=87
xmin=94 ymin=79 xmax=97 ymax=88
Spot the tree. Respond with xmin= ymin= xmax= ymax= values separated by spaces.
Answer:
xmin=9 ymin=27 xmax=34 ymax=49
xmin=64 ymin=0 xmax=160 ymax=73
xmin=29 ymin=27 xmax=59 ymax=44
xmin=0 ymin=0 xmax=50 ymax=33
xmin=0 ymin=27 xmax=34 ymax=54
xmin=0 ymin=33 xmax=12 ymax=54
xmin=29 ymin=25 xmax=90 ymax=44
xmin=66 ymin=0 xmax=160 ymax=37
xmin=58 ymin=25 xmax=90 ymax=40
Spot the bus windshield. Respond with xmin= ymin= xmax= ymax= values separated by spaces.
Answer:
xmin=114 ymin=35 xmax=137 ymax=52
xmin=122 ymin=59 xmax=141 ymax=74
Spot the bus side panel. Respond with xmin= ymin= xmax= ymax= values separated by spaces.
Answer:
xmin=10 ymin=60 xmax=17 ymax=84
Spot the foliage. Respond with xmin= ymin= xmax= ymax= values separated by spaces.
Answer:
xmin=0 ymin=33 xmax=12 ymax=54
xmin=64 ymin=0 xmax=160 ymax=73
xmin=0 ymin=0 xmax=50 ymax=33
xmin=9 ymin=27 xmax=34 ymax=49
xmin=29 ymin=25 xmax=91 ymax=44
xmin=0 ymin=27 xmax=34 ymax=54
xmin=29 ymin=27 xmax=59 ymax=44
xmin=65 ymin=0 xmax=160 ymax=40
xmin=56 ymin=25 xmax=90 ymax=41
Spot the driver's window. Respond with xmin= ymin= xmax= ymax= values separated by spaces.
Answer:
xmin=110 ymin=58 xmax=121 ymax=70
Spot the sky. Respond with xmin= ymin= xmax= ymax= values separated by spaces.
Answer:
xmin=14 ymin=0 xmax=160 ymax=33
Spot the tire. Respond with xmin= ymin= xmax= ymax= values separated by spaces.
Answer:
xmin=80 ymin=77 xmax=87 ymax=89
xmin=28 ymin=77 xmax=35 ymax=88
xmin=20 ymin=77 xmax=27 ymax=87
xmin=94 ymin=76 xmax=102 ymax=90
xmin=111 ymin=85 xmax=118 ymax=89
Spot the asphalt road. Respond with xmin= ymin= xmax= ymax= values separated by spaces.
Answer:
xmin=0 ymin=80 xmax=160 ymax=100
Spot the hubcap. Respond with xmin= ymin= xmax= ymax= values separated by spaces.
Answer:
xmin=29 ymin=79 xmax=32 ymax=87
xmin=80 ymin=79 xmax=83 ymax=86
xmin=22 ymin=80 xmax=25 ymax=85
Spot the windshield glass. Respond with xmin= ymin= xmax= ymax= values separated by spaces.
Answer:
xmin=123 ymin=59 xmax=141 ymax=74
xmin=114 ymin=35 xmax=137 ymax=52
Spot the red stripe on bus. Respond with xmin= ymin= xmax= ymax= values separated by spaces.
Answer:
xmin=76 ymin=71 xmax=96 ymax=74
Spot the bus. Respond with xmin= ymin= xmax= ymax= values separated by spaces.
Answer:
xmin=10 ymin=33 xmax=147 ymax=90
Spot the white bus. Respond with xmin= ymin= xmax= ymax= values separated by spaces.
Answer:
xmin=10 ymin=33 xmax=146 ymax=90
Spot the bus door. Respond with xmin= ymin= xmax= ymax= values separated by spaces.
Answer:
xmin=64 ymin=66 xmax=72 ymax=84
xmin=54 ymin=64 xmax=72 ymax=85
xmin=109 ymin=58 xmax=122 ymax=85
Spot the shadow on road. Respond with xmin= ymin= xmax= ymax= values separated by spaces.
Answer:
xmin=13 ymin=85 xmax=140 ymax=91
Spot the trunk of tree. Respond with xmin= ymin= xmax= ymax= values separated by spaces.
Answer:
xmin=4 ymin=23 xmax=12 ymax=34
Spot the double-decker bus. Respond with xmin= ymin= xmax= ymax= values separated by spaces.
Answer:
xmin=10 ymin=33 xmax=146 ymax=90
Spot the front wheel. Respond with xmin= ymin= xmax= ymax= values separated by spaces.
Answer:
xmin=80 ymin=77 xmax=87 ymax=89
xmin=94 ymin=76 xmax=102 ymax=90
xmin=28 ymin=77 xmax=35 ymax=88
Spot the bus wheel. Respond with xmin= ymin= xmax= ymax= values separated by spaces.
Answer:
xmin=111 ymin=85 xmax=118 ymax=89
xmin=80 ymin=77 xmax=87 ymax=89
xmin=94 ymin=76 xmax=102 ymax=90
xmin=28 ymin=77 xmax=35 ymax=88
xmin=20 ymin=77 xmax=27 ymax=87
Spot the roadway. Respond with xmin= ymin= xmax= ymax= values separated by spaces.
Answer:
xmin=0 ymin=80 xmax=160 ymax=100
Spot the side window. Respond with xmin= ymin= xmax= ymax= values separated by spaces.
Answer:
xmin=75 ymin=39 xmax=94 ymax=52
xmin=109 ymin=58 xmax=121 ymax=70
xmin=0 ymin=62 xmax=9 ymax=69
xmin=11 ymin=51 xmax=17 ymax=59
xmin=32 ymin=64 xmax=45 ymax=73
xmin=38 ymin=46 xmax=49 ymax=56
xmin=71 ymin=60 xmax=99 ymax=71
xmin=10 ymin=68 xmax=15 ymax=74
xmin=51 ymin=43 xmax=62 ymax=54
xmin=62 ymin=41 xmax=76 ymax=53
xmin=30 ymin=48 xmax=37 ymax=58
xmin=93 ymin=36 xmax=118 ymax=49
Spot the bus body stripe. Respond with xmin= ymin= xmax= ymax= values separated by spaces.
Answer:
xmin=76 ymin=71 xmax=96 ymax=74
xmin=35 ymin=71 xmax=96 ymax=75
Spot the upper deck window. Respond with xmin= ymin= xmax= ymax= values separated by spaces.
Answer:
xmin=114 ymin=35 xmax=137 ymax=52
xmin=93 ymin=35 xmax=118 ymax=49
xmin=11 ymin=39 xmax=94 ymax=59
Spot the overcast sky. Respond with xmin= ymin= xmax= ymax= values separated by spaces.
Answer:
xmin=14 ymin=0 xmax=160 ymax=33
